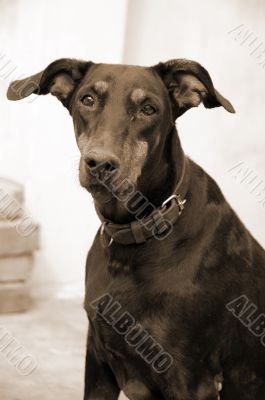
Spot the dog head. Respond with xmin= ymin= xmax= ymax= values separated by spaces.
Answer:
xmin=7 ymin=58 xmax=235 ymax=204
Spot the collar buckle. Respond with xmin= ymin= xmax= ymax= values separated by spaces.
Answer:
xmin=161 ymin=193 xmax=186 ymax=215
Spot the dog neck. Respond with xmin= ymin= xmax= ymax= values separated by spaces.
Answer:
xmin=92 ymin=127 xmax=189 ymax=226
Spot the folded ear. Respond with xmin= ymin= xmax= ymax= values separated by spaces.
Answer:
xmin=7 ymin=58 xmax=92 ymax=108
xmin=153 ymin=59 xmax=235 ymax=118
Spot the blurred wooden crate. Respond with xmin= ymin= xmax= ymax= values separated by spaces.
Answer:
xmin=0 ymin=282 xmax=31 ymax=313
xmin=0 ymin=178 xmax=39 ymax=313
xmin=0 ymin=220 xmax=39 ymax=257
xmin=0 ymin=254 xmax=34 ymax=282
xmin=0 ymin=177 xmax=24 ymax=220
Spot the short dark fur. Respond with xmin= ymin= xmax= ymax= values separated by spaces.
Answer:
xmin=7 ymin=58 xmax=265 ymax=399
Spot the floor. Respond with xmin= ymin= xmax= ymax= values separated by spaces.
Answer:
xmin=0 ymin=295 xmax=127 ymax=400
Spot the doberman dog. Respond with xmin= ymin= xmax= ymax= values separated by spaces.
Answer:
xmin=7 ymin=58 xmax=265 ymax=399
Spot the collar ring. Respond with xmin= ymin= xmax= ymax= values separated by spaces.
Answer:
xmin=100 ymin=222 xmax=113 ymax=248
xmin=161 ymin=193 xmax=186 ymax=215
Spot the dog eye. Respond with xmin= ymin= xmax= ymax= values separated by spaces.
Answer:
xmin=81 ymin=95 xmax=95 ymax=107
xmin=141 ymin=105 xmax=156 ymax=116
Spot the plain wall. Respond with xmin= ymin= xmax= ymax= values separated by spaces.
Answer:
xmin=0 ymin=0 xmax=128 ymax=294
xmin=124 ymin=0 xmax=265 ymax=246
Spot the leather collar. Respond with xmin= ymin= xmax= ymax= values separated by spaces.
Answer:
xmin=96 ymin=156 xmax=189 ymax=247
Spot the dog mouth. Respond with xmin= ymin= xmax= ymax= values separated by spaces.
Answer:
xmin=88 ymin=183 xmax=105 ymax=191
xmin=81 ymin=168 xmax=120 ymax=201
xmin=81 ymin=171 xmax=137 ymax=203
xmin=79 ymin=160 xmax=141 ymax=204
xmin=88 ymin=183 xmax=108 ymax=194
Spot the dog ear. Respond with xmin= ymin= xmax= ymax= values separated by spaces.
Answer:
xmin=153 ymin=59 xmax=235 ymax=117
xmin=6 ymin=58 xmax=92 ymax=108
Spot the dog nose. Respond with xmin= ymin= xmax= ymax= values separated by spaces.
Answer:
xmin=85 ymin=151 xmax=120 ymax=171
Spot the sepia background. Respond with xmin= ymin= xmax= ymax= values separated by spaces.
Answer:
xmin=0 ymin=0 xmax=265 ymax=399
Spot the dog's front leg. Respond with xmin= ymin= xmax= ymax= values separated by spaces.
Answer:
xmin=84 ymin=334 xmax=120 ymax=400
xmin=160 ymin=367 xmax=222 ymax=400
